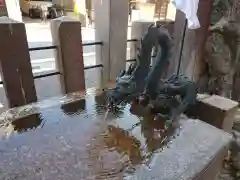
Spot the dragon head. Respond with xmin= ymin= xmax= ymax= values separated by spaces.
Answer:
xmin=105 ymin=66 xmax=137 ymax=106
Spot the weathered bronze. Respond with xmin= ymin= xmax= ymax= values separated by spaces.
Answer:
xmin=105 ymin=23 xmax=197 ymax=122
xmin=104 ymin=24 xmax=171 ymax=104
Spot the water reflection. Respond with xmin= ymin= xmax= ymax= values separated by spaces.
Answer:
xmin=94 ymin=91 xmax=125 ymax=118
xmin=104 ymin=125 xmax=143 ymax=166
xmin=11 ymin=113 xmax=43 ymax=133
xmin=61 ymin=99 xmax=86 ymax=115
xmin=0 ymin=89 xmax=179 ymax=179
xmin=101 ymin=101 xmax=178 ymax=167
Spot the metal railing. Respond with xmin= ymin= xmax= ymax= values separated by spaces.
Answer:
xmin=29 ymin=45 xmax=57 ymax=51
xmin=126 ymin=38 xmax=156 ymax=62
xmin=127 ymin=38 xmax=138 ymax=42
xmin=0 ymin=39 xmax=139 ymax=85
xmin=0 ymin=41 xmax=105 ymax=85
xmin=28 ymin=41 xmax=104 ymax=52
xmin=126 ymin=38 xmax=138 ymax=62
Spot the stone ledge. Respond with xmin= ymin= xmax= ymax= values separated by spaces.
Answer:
xmin=187 ymin=94 xmax=239 ymax=132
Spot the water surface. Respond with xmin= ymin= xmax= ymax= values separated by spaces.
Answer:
xmin=0 ymin=89 xmax=177 ymax=180
xmin=0 ymin=89 xmax=232 ymax=180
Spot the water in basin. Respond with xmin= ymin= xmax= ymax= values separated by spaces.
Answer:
xmin=2 ymin=88 xmax=233 ymax=180
xmin=0 ymin=89 xmax=179 ymax=179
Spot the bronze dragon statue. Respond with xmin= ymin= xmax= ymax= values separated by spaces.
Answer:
xmin=104 ymin=23 xmax=197 ymax=122
xmin=104 ymin=24 xmax=170 ymax=105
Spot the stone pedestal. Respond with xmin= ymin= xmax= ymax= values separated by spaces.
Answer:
xmin=94 ymin=0 xmax=128 ymax=84
xmin=50 ymin=17 xmax=85 ymax=94
xmin=0 ymin=17 xmax=37 ymax=107
xmin=187 ymin=94 xmax=238 ymax=132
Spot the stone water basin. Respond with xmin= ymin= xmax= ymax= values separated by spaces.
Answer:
xmin=0 ymin=89 xmax=233 ymax=180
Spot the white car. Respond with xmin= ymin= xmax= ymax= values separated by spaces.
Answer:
xmin=20 ymin=0 xmax=53 ymax=18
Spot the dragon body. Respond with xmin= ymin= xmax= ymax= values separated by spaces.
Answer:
xmin=143 ymin=75 xmax=197 ymax=121
xmin=105 ymin=24 xmax=171 ymax=105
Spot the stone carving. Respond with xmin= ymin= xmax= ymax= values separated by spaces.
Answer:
xmin=201 ymin=1 xmax=240 ymax=179
xmin=199 ymin=0 xmax=240 ymax=101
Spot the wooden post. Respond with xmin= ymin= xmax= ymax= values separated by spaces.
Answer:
xmin=0 ymin=17 xmax=37 ymax=107
xmin=50 ymin=16 xmax=85 ymax=94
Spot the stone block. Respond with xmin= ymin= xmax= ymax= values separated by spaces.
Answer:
xmin=187 ymin=94 xmax=238 ymax=132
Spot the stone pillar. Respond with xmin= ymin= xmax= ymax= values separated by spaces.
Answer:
xmin=50 ymin=17 xmax=85 ymax=94
xmin=0 ymin=17 xmax=37 ymax=107
xmin=94 ymin=0 xmax=129 ymax=84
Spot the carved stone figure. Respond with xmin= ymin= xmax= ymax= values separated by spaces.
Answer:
xmin=199 ymin=0 xmax=240 ymax=101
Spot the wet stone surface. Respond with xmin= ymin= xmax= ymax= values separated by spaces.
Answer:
xmin=0 ymin=89 xmax=232 ymax=180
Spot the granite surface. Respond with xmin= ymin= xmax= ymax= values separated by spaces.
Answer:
xmin=0 ymin=89 xmax=233 ymax=180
